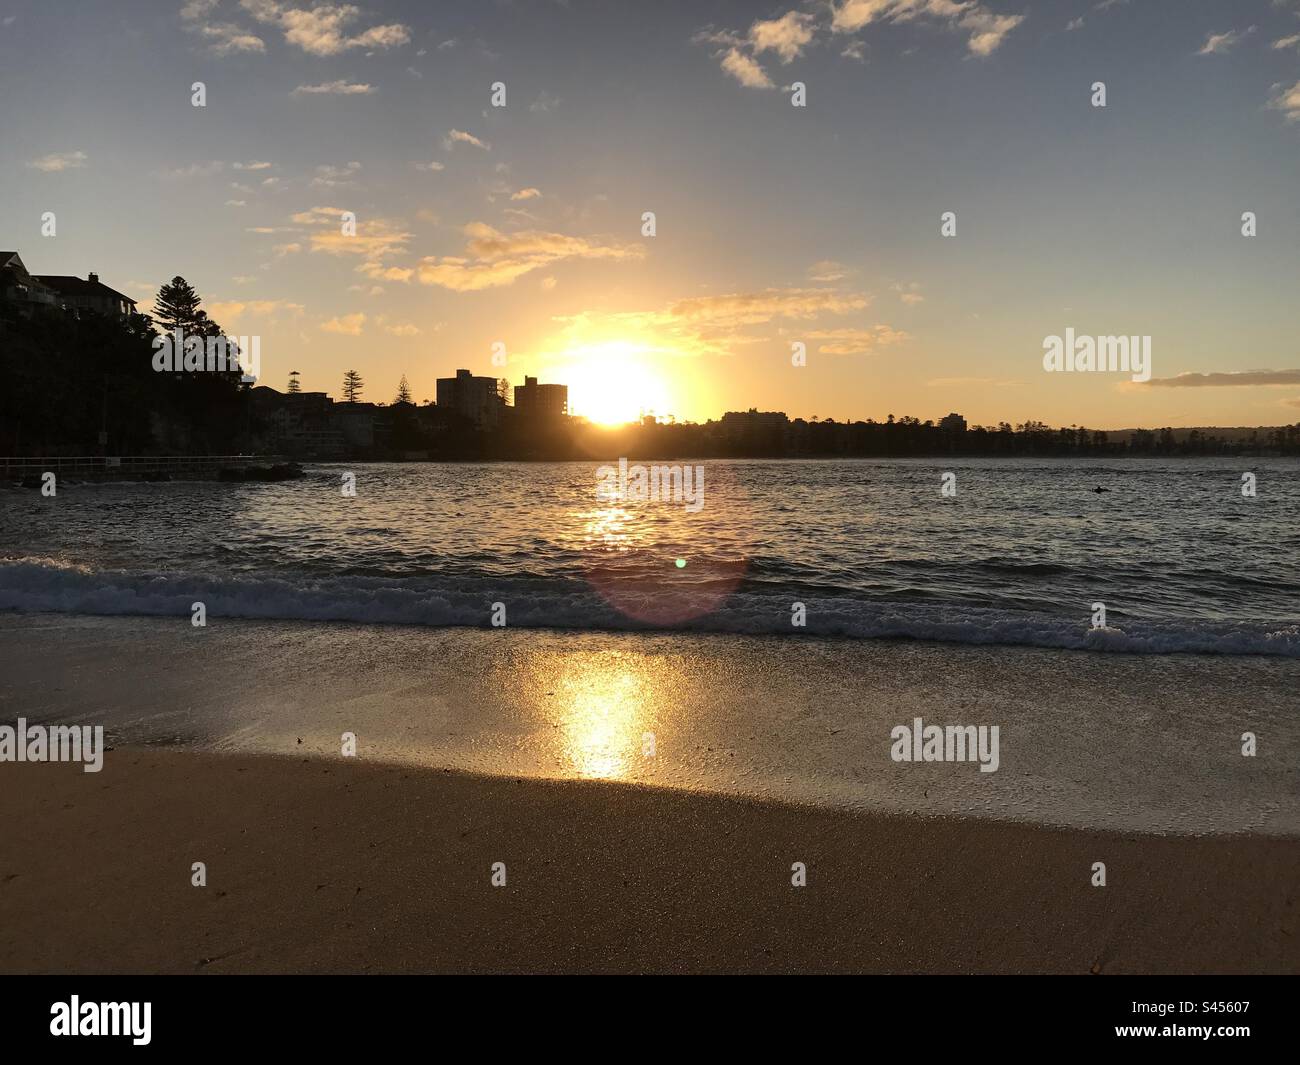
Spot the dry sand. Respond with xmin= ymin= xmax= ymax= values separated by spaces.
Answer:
xmin=2 ymin=749 xmax=1297 ymax=974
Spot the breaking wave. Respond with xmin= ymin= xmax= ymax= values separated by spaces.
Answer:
xmin=2 ymin=558 xmax=1297 ymax=657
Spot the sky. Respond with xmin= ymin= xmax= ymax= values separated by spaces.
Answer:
xmin=2 ymin=0 xmax=1299 ymax=429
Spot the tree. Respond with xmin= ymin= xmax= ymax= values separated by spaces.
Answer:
xmin=396 ymin=375 xmax=412 ymax=405
xmin=497 ymin=378 xmax=511 ymax=405
xmin=152 ymin=277 xmax=203 ymax=334
xmin=342 ymin=370 xmax=364 ymax=403
xmin=287 ymin=370 xmax=301 ymax=394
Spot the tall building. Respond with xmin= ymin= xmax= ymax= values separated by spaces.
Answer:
xmin=939 ymin=412 xmax=967 ymax=433
xmin=513 ymin=376 xmax=568 ymax=420
xmin=436 ymin=369 xmax=503 ymax=430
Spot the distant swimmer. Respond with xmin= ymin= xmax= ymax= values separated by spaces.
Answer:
xmin=1094 ymin=486 xmax=1110 ymax=493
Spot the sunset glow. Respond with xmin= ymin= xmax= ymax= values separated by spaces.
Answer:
xmin=554 ymin=340 xmax=676 ymax=426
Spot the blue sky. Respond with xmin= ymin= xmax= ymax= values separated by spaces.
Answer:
xmin=3 ymin=0 xmax=1299 ymax=427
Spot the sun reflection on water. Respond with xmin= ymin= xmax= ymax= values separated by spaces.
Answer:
xmin=542 ymin=651 xmax=659 ymax=780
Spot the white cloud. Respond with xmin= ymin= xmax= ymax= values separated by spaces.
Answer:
xmin=1196 ymin=27 xmax=1255 ymax=55
xmin=720 ymin=47 xmax=774 ymax=89
xmin=180 ymin=1 xmax=265 ymax=54
xmin=27 ymin=151 xmax=88 ymax=172
xmin=830 ymin=0 xmax=1025 ymax=57
xmin=1268 ymin=79 xmax=1300 ymax=121
xmin=749 ymin=11 xmax=815 ymax=63
xmin=511 ymin=187 xmax=542 ymax=201
xmin=292 ymin=80 xmax=374 ymax=96
xmin=239 ymin=1 xmax=409 ymax=57
xmin=443 ymin=128 xmax=491 ymax=151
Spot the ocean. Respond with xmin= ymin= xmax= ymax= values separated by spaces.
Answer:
xmin=2 ymin=456 xmax=1298 ymax=655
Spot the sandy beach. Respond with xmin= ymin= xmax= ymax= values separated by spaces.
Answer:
xmin=1 ymin=612 xmax=1298 ymax=973
xmin=3 ymin=612 xmax=1297 ymax=834
xmin=2 ymin=747 xmax=1297 ymax=974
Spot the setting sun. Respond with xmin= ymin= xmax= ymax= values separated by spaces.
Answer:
xmin=556 ymin=340 xmax=676 ymax=426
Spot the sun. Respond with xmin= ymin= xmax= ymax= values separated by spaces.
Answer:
xmin=558 ymin=340 xmax=675 ymax=425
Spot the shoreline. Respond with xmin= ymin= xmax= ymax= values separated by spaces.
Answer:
xmin=1 ymin=748 xmax=1296 ymax=974
xmin=2 ymin=612 xmax=1297 ymax=836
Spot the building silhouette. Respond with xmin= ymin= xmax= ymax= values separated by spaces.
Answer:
xmin=436 ymin=369 xmax=503 ymax=430
xmin=513 ymin=376 xmax=568 ymax=420
xmin=0 ymin=252 xmax=136 ymax=317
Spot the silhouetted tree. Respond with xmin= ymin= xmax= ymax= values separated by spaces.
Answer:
xmin=287 ymin=370 xmax=301 ymax=394
xmin=396 ymin=375 xmax=412 ymax=405
xmin=342 ymin=370 xmax=364 ymax=403
xmin=152 ymin=277 xmax=203 ymax=334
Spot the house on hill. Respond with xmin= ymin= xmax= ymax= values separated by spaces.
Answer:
xmin=34 ymin=272 xmax=137 ymax=318
xmin=0 ymin=251 xmax=137 ymax=317
xmin=0 ymin=251 xmax=60 ymax=310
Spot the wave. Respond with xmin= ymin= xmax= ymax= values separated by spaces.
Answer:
xmin=1 ymin=558 xmax=1297 ymax=657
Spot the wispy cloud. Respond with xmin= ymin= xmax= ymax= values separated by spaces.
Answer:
xmin=831 ymin=0 xmax=1026 ymax=57
xmin=750 ymin=11 xmax=816 ymax=63
xmin=320 ymin=312 xmax=366 ymax=335
xmin=155 ymin=160 xmax=224 ymax=179
xmin=1268 ymin=79 xmax=1300 ymax=121
xmin=1196 ymin=26 xmax=1255 ymax=55
xmin=808 ymin=260 xmax=850 ymax=283
xmin=1143 ymin=369 xmax=1300 ymax=388
xmin=27 ymin=150 xmax=88 ymax=172
xmin=443 ymin=129 xmax=491 ymax=151
xmin=292 ymin=80 xmax=374 ymax=96
xmin=310 ymin=162 xmax=361 ymax=188
xmin=719 ymin=47 xmax=774 ymax=89
xmin=209 ymin=298 xmax=305 ymax=322
xmin=807 ymin=325 xmax=910 ymax=355
xmin=239 ymin=1 xmax=409 ymax=56
xmin=699 ymin=1 xmax=1024 ymax=89
xmin=418 ymin=222 xmax=644 ymax=292
xmin=511 ymin=187 xmax=542 ymax=201
xmin=669 ymin=289 xmax=870 ymax=328
xmin=291 ymin=206 xmax=410 ymax=263
xmin=180 ymin=0 xmax=266 ymax=55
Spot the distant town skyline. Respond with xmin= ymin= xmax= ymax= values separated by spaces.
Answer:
xmin=4 ymin=0 xmax=1300 ymax=429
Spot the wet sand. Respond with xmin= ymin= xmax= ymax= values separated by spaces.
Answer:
xmin=2 ymin=613 xmax=1297 ymax=834
xmin=2 ymin=612 xmax=1298 ymax=972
